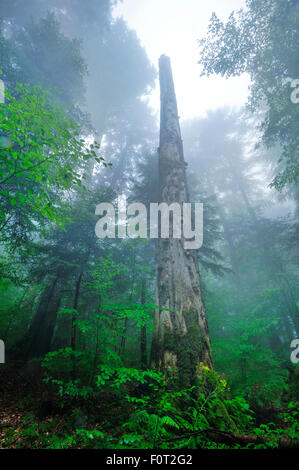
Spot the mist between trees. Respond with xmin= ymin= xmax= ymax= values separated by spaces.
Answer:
xmin=0 ymin=0 xmax=298 ymax=450
xmin=94 ymin=197 xmax=203 ymax=249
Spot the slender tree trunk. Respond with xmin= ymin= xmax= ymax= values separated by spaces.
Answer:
xmin=71 ymin=271 xmax=83 ymax=350
xmin=150 ymin=56 xmax=212 ymax=388
xmin=140 ymin=278 xmax=147 ymax=370
xmin=120 ymin=317 xmax=128 ymax=355
xmin=120 ymin=251 xmax=136 ymax=355
xmin=90 ymin=295 xmax=102 ymax=385
xmin=19 ymin=277 xmax=61 ymax=360
xmin=4 ymin=287 xmax=29 ymax=343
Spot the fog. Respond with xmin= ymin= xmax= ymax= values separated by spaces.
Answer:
xmin=0 ymin=0 xmax=298 ymax=449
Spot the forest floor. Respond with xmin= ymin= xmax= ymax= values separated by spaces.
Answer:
xmin=0 ymin=359 xmax=88 ymax=448
xmin=0 ymin=359 xmax=298 ymax=449
xmin=0 ymin=360 xmax=61 ymax=448
xmin=0 ymin=359 xmax=129 ymax=449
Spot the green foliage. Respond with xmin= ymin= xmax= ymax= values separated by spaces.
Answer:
xmin=0 ymin=82 xmax=103 ymax=230
xmin=112 ymin=366 xmax=254 ymax=449
xmin=0 ymin=0 xmax=298 ymax=452
xmin=207 ymin=285 xmax=289 ymax=404
xmin=198 ymin=0 xmax=299 ymax=190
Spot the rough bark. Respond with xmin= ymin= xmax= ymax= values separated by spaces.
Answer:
xmin=150 ymin=55 xmax=212 ymax=387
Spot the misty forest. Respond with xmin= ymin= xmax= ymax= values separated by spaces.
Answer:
xmin=0 ymin=0 xmax=298 ymax=450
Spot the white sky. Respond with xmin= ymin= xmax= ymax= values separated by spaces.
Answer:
xmin=113 ymin=0 xmax=251 ymax=119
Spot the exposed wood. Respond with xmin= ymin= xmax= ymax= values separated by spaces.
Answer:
xmin=151 ymin=55 xmax=212 ymax=387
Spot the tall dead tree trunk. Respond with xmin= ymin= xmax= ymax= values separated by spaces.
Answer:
xmin=150 ymin=55 xmax=212 ymax=387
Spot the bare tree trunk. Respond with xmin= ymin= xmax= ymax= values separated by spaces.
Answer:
xmin=18 ymin=277 xmax=61 ymax=360
xmin=4 ymin=287 xmax=29 ymax=343
xmin=71 ymin=271 xmax=83 ymax=350
xmin=140 ymin=278 xmax=147 ymax=370
xmin=150 ymin=56 xmax=212 ymax=388
xmin=120 ymin=251 xmax=136 ymax=356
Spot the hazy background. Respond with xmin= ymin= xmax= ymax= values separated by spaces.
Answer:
xmin=114 ymin=0 xmax=250 ymax=119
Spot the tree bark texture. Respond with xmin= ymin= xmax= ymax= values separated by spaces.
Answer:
xmin=151 ymin=55 xmax=212 ymax=387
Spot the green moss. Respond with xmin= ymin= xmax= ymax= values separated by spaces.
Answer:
xmin=151 ymin=319 xmax=240 ymax=432
xmin=162 ymin=323 xmax=208 ymax=389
